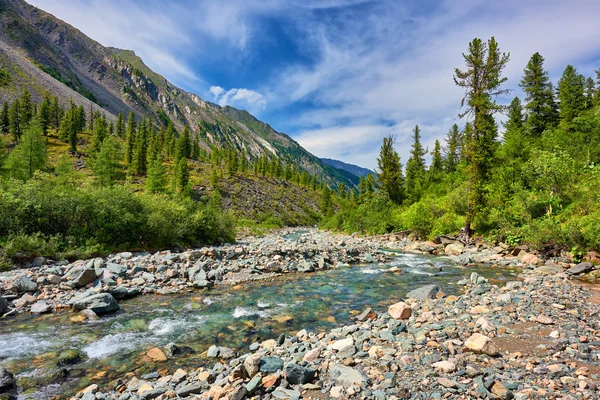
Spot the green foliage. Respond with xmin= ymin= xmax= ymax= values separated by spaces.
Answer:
xmin=90 ymin=137 xmax=122 ymax=186
xmin=0 ymin=67 xmax=10 ymax=86
xmin=376 ymin=135 xmax=403 ymax=203
xmin=146 ymin=157 xmax=168 ymax=193
xmin=0 ymin=173 xmax=235 ymax=262
xmin=5 ymin=118 xmax=47 ymax=180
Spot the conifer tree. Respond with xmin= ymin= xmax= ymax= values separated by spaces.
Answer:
xmin=557 ymin=65 xmax=586 ymax=124
xmin=77 ymin=105 xmax=86 ymax=132
xmin=444 ymin=124 xmax=461 ymax=173
xmin=125 ymin=111 xmax=136 ymax=166
xmin=173 ymin=157 xmax=190 ymax=193
xmin=133 ymin=118 xmax=148 ymax=175
xmin=38 ymin=95 xmax=50 ymax=135
xmin=8 ymin=99 xmax=21 ymax=142
xmin=165 ymin=122 xmax=175 ymax=158
xmin=585 ymin=77 xmax=596 ymax=109
xmin=90 ymin=116 xmax=108 ymax=153
xmin=337 ymin=182 xmax=346 ymax=198
xmin=6 ymin=117 xmax=47 ymax=180
xmin=49 ymin=95 xmax=60 ymax=130
xmin=320 ymin=185 xmax=332 ymax=216
xmin=365 ymin=174 xmax=376 ymax=195
xmin=90 ymin=137 xmax=122 ymax=186
xmin=146 ymin=156 xmax=168 ymax=193
xmin=429 ymin=140 xmax=443 ymax=180
xmin=519 ymin=52 xmax=556 ymax=137
xmin=116 ymin=112 xmax=125 ymax=138
xmin=405 ymin=125 xmax=427 ymax=201
xmin=375 ymin=135 xmax=403 ymax=203
xmin=454 ymin=37 xmax=510 ymax=238
xmin=19 ymin=88 xmax=33 ymax=128
xmin=88 ymin=103 xmax=95 ymax=131
xmin=175 ymin=125 xmax=191 ymax=161
xmin=0 ymin=101 xmax=8 ymax=135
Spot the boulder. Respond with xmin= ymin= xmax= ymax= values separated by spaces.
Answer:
xmin=521 ymin=253 xmax=540 ymax=265
xmin=243 ymin=353 xmax=261 ymax=378
xmin=259 ymin=356 xmax=284 ymax=373
xmin=67 ymin=267 xmax=97 ymax=288
xmin=146 ymin=347 xmax=167 ymax=362
xmin=388 ymin=302 xmax=412 ymax=320
xmin=30 ymin=301 xmax=51 ymax=314
xmin=406 ymin=284 xmax=439 ymax=301
xmin=176 ymin=383 xmax=204 ymax=397
xmin=566 ymin=262 xmax=594 ymax=276
xmin=464 ymin=333 xmax=499 ymax=356
xmin=106 ymin=263 xmax=128 ymax=276
xmin=329 ymin=364 xmax=368 ymax=388
xmin=13 ymin=275 xmax=37 ymax=292
xmin=444 ymin=243 xmax=464 ymax=256
xmin=284 ymin=363 xmax=315 ymax=384
xmin=72 ymin=293 xmax=120 ymax=314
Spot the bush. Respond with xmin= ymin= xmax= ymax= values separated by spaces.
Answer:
xmin=0 ymin=173 xmax=235 ymax=261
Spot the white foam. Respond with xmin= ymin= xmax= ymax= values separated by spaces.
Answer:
xmin=361 ymin=268 xmax=383 ymax=274
xmin=83 ymin=333 xmax=145 ymax=359
xmin=0 ymin=332 xmax=52 ymax=359
xmin=203 ymin=297 xmax=215 ymax=305
xmin=257 ymin=301 xmax=271 ymax=309
xmin=232 ymin=307 xmax=268 ymax=319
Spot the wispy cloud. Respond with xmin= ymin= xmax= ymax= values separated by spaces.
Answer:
xmin=209 ymin=86 xmax=267 ymax=113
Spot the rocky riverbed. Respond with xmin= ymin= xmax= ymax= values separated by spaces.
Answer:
xmin=0 ymin=228 xmax=598 ymax=399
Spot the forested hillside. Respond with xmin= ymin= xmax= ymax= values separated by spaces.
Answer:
xmin=0 ymin=0 xmax=357 ymax=189
xmin=324 ymin=38 xmax=600 ymax=257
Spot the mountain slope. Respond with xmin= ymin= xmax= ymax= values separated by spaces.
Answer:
xmin=321 ymin=158 xmax=376 ymax=178
xmin=0 ymin=0 xmax=357 ymax=187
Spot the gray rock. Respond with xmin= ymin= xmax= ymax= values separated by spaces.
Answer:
xmin=329 ymin=364 xmax=368 ymax=388
xmin=406 ymin=284 xmax=439 ymax=301
xmin=32 ymin=256 xmax=46 ymax=267
xmin=271 ymin=387 xmax=301 ymax=400
xmin=81 ymin=392 xmax=95 ymax=400
xmin=106 ymin=263 xmax=128 ymax=276
xmin=140 ymin=387 xmax=167 ymax=399
xmin=297 ymin=261 xmax=315 ymax=273
xmin=207 ymin=345 xmax=220 ymax=358
xmin=72 ymin=293 xmax=120 ymax=314
xmin=13 ymin=275 xmax=37 ymax=292
xmin=505 ymin=281 xmax=523 ymax=290
xmin=566 ymin=262 xmax=594 ymax=275
xmin=245 ymin=375 xmax=262 ymax=394
xmin=193 ymin=280 xmax=213 ymax=289
xmin=68 ymin=267 xmax=97 ymax=288
xmin=284 ymin=363 xmax=315 ymax=384
xmin=30 ymin=301 xmax=51 ymax=314
xmin=176 ymin=383 xmax=204 ymax=397
xmin=260 ymin=356 xmax=284 ymax=373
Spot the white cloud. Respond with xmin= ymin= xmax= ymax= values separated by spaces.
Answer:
xmin=209 ymin=87 xmax=267 ymax=113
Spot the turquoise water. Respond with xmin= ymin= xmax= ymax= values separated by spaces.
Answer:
xmin=0 ymin=251 xmax=519 ymax=398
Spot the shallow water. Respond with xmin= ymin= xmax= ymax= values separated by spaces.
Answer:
xmin=0 ymin=251 xmax=519 ymax=398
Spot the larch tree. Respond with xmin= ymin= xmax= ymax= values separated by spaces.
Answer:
xmin=429 ymin=140 xmax=443 ymax=180
xmin=90 ymin=116 xmax=108 ymax=153
xmin=405 ymin=125 xmax=427 ymax=201
xmin=8 ymin=99 xmax=21 ymax=142
xmin=557 ymin=65 xmax=586 ymax=125
xmin=146 ymin=156 xmax=168 ymax=193
xmin=19 ymin=88 xmax=33 ymax=128
xmin=90 ymin=136 xmax=122 ymax=186
xmin=519 ymin=52 xmax=557 ymax=137
xmin=125 ymin=111 xmax=136 ymax=166
xmin=454 ymin=36 xmax=510 ymax=239
xmin=116 ymin=112 xmax=125 ymax=138
xmin=444 ymin=124 xmax=462 ymax=173
xmin=6 ymin=117 xmax=47 ymax=180
xmin=376 ymin=135 xmax=403 ymax=204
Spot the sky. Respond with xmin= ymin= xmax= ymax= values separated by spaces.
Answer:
xmin=28 ymin=0 xmax=600 ymax=170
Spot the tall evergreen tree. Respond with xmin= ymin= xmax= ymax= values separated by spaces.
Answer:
xmin=6 ymin=117 xmax=47 ymax=180
xmin=585 ymin=77 xmax=596 ymax=109
xmin=146 ymin=156 xmax=168 ymax=193
xmin=173 ymin=157 xmax=190 ymax=193
xmin=8 ymin=99 xmax=21 ymax=142
xmin=133 ymin=118 xmax=148 ymax=175
xmin=38 ymin=95 xmax=50 ymax=135
xmin=1 ymin=101 xmax=9 ymax=135
xmin=116 ymin=112 xmax=125 ymax=138
xmin=376 ymin=135 xmax=403 ymax=203
xmin=519 ymin=52 xmax=557 ymax=137
xmin=125 ymin=111 xmax=136 ymax=166
xmin=165 ymin=122 xmax=175 ymax=158
xmin=320 ymin=185 xmax=333 ymax=216
xmin=444 ymin=124 xmax=461 ymax=173
xmin=175 ymin=125 xmax=192 ymax=161
xmin=557 ymin=65 xmax=586 ymax=124
xmin=405 ymin=125 xmax=427 ymax=201
xmin=429 ymin=140 xmax=443 ymax=180
xmin=49 ymin=95 xmax=60 ymax=130
xmin=19 ymin=88 xmax=33 ymax=128
xmin=454 ymin=37 xmax=510 ymax=238
xmin=90 ymin=137 xmax=122 ymax=186
xmin=90 ymin=116 xmax=108 ymax=153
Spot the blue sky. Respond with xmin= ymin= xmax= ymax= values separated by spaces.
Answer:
xmin=29 ymin=0 xmax=600 ymax=169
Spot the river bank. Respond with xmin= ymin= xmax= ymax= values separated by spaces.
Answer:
xmin=0 ymin=228 xmax=598 ymax=399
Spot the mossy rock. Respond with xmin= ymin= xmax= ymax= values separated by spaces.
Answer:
xmin=56 ymin=349 xmax=87 ymax=367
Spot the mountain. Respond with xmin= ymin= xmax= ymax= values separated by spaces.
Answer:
xmin=321 ymin=158 xmax=375 ymax=179
xmin=0 ymin=0 xmax=358 ymax=188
